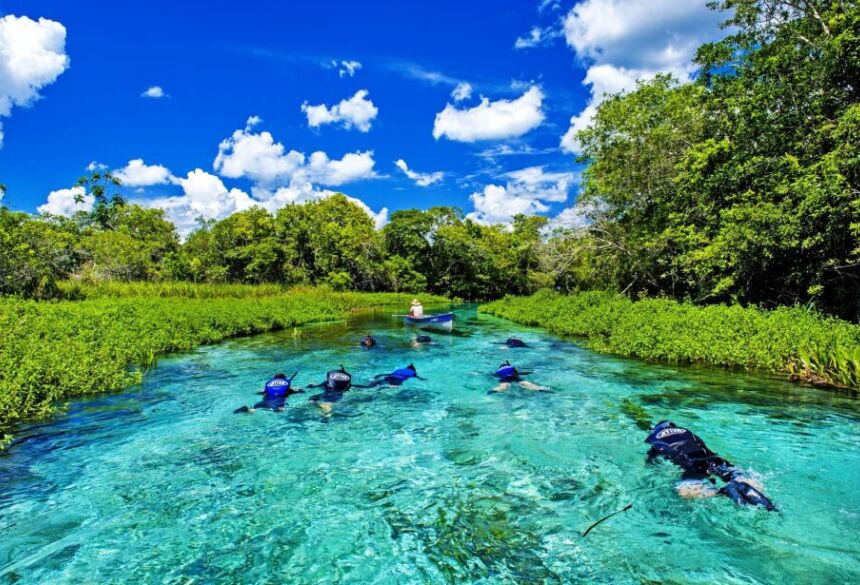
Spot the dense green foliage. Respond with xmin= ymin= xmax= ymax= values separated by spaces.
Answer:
xmin=1 ymin=194 xmax=549 ymax=300
xmin=0 ymin=285 xmax=446 ymax=445
xmin=481 ymin=290 xmax=860 ymax=388
xmin=564 ymin=0 xmax=860 ymax=319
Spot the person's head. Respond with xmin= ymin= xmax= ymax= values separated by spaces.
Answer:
xmin=407 ymin=363 xmax=416 ymax=372
xmin=652 ymin=420 xmax=675 ymax=433
xmin=506 ymin=337 xmax=526 ymax=347
xmin=274 ymin=373 xmax=287 ymax=380
xmin=416 ymin=335 xmax=431 ymax=343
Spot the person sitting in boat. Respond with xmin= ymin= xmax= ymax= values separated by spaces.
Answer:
xmin=408 ymin=299 xmax=424 ymax=318
xmin=644 ymin=420 xmax=776 ymax=510
xmin=489 ymin=361 xmax=548 ymax=393
xmin=361 ymin=334 xmax=377 ymax=348
xmin=234 ymin=372 xmax=303 ymax=413
xmin=367 ymin=363 xmax=425 ymax=387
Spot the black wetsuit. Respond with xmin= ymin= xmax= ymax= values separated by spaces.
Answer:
xmin=645 ymin=422 xmax=776 ymax=510
xmin=644 ymin=424 xmax=732 ymax=480
xmin=308 ymin=368 xmax=364 ymax=403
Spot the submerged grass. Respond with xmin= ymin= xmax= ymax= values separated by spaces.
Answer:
xmin=0 ymin=284 xmax=447 ymax=445
xmin=480 ymin=290 xmax=860 ymax=391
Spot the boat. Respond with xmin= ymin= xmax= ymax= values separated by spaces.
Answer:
xmin=404 ymin=312 xmax=454 ymax=332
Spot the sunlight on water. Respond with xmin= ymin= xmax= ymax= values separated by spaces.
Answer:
xmin=1 ymin=306 xmax=859 ymax=584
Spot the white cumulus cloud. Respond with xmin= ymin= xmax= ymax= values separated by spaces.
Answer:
xmin=301 ymin=89 xmax=378 ymax=132
xmin=433 ymin=85 xmax=545 ymax=142
xmin=304 ymin=151 xmax=377 ymax=186
xmin=559 ymin=0 xmax=726 ymax=153
xmin=214 ymin=116 xmax=377 ymax=187
xmin=214 ymin=116 xmax=306 ymax=184
xmin=514 ymin=26 xmax=561 ymax=50
xmin=42 ymin=118 xmax=387 ymax=236
xmin=395 ymin=159 xmax=443 ymax=187
xmin=467 ymin=165 xmax=574 ymax=224
xmin=37 ymin=186 xmax=92 ymax=216
xmin=113 ymin=159 xmax=174 ymax=187
xmin=145 ymin=169 xmax=255 ymax=236
xmin=141 ymin=85 xmax=167 ymax=99
xmin=451 ymin=82 xmax=472 ymax=102
xmin=336 ymin=60 xmax=362 ymax=77
xmin=0 ymin=15 xmax=69 ymax=147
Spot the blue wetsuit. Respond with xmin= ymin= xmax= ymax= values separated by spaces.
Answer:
xmin=370 ymin=366 xmax=422 ymax=386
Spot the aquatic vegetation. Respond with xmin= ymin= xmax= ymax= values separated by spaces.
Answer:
xmin=384 ymin=494 xmax=561 ymax=584
xmin=0 ymin=286 xmax=446 ymax=443
xmin=789 ymin=343 xmax=860 ymax=391
xmin=481 ymin=290 xmax=860 ymax=389
xmin=620 ymin=398 xmax=652 ymax=431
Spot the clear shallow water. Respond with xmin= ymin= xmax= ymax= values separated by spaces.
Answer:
xmin=1 ymin=306 xmax=860 ymax=584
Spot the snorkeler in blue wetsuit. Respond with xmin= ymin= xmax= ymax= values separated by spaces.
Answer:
xmin=366 ymin=364 xmax=425 ymax=387
xmin=489 ymin=361 xmax=548 ymax=393
xmin=234 ymin=372 xmax=303 ymax=413
xmin=644 ymin=420 xmax=776 ymax=510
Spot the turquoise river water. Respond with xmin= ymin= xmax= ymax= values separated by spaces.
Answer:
xmin=1 ymin=306 xmax=859 ymax=584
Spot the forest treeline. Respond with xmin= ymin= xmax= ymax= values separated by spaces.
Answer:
xmin=1 ymin=0 xmax=858 ymax=318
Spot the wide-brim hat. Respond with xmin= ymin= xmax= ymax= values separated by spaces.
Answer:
xmin=411 ymin=299 xmax=421 ymax=305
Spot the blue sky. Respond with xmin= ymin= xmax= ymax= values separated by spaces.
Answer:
xmin=0 ymin=0 xmax=727 ymax=233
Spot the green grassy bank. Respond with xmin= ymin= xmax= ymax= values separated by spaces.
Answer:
xmin=0 ymin=284 xmax=445 ymax=445
xmin=480 ymin=290 xmax=860 ymax=391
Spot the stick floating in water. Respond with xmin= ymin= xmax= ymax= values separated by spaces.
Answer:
xmin=581 ymin=503 xmax=633 ymax=538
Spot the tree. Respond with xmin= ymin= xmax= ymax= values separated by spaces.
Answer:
xmin=75 ymin=169 xmax=125 ymax=230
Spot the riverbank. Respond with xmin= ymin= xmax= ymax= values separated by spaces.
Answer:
xmin=480 ymin=290 xmax=860 ymax=391
xmin=0 ymin=284 xmax=445 ymax=445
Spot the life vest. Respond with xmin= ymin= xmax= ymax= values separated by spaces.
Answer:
xmin=264 ymin=377 xmax=292 ymax=396
xmin=495 ymin=363 xmax=518 ymax=381
xmin=390 ymin=367 xmax=416 ymax=381
xmin=644 ymin=423 xmax=729 ymax=476
xmin=326 ymin=369 xmax=352 ymax=391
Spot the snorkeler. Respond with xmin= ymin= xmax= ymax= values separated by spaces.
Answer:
xmin=644 ymin=420 xmax=776 ymax=510
xmin=489 ymin=361 xmax=548 ymax=393
xmin=305 ymin=366 xmax=365 ymax=415
xmin=416 ymin=335 xmax=432 ymax=343
xmin=361 ymin=335 xmax=377 ymax=348
xmin=234 ymin=372 xmax=303 ymax=413
xmin=505 ymin=337 xmax=527 ymax=348
xmin=366 ymin=364 xmax=425 ymax=387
